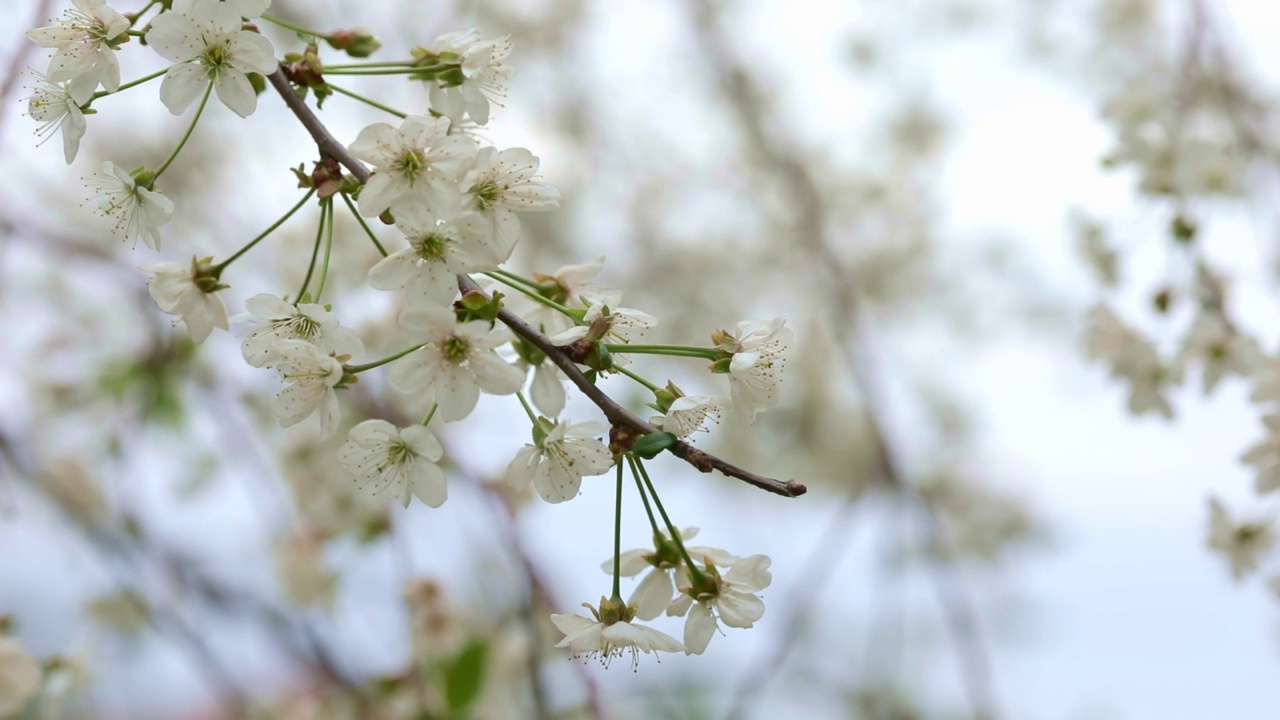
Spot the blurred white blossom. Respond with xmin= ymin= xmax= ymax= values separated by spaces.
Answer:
xmin=1207 ymin=498 xmax=1275 ymax=581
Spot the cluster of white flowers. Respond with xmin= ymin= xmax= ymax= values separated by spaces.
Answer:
xmin=559 ymin=527 xmax=771 ymax=663
xmin=1081 ymin=19 xmax=1280 ymax=598
xmin=26 ymin=2 xmax=797 ymax=667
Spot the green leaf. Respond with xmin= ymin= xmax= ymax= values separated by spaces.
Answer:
xmin=445 ymin=640 xmax=488 ymax=711
xmin=632 ymin=431 xmax=677 ymax=459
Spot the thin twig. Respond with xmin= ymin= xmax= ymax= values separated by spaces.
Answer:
xmin=265 ymin=65 xmax=806 ymax=499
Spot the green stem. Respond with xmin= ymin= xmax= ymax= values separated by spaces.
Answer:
xmin=294 ymin=201 xmax=327 ymax=305
xmin=313 ymin=199 xmax=334 ymax=303
xmin=421 ymin=403 xmax=438 ymax=426
xmin=322 ymin=61 xmax=415 ymax=70
xmin=482 ymin=272 xmax=580 ymax=318
xmin=604 ymin=344 xmax=722 ymax=360
xmin=260 ymin=13 xmax=330 ymax=38
xmin=340 ymin=192 xmax=388 ymax=257
xmin=611 ymin=461 xmax=624 ymax=602
xmin=126 ymin=0 xmax=159 ymax=28
xmin=632 ymin=456 xmax=703 ymax=578
xmin=153 ymin=81 xmax=212 ymax=179
xmin=628 ymin=454 xmax=663 ymax=536
xmin=345 ymin=344 xmax=426 ymax=373
xmin=490 ymin=268 xmax=545 ymax=293
xmin=615 ymin=366 xmax=662 ymax=393
xmin=125 ymin=29 xmax=146 ymax=37
xmin=90 ymin=68 xmax=167 ymax=101
xmin=212 ymin=188 xmax=316 ymax=273
xmin=318 ymin=68 xmax=428 ymax=76
xmin=326 ymin=83 xmax=408 ymax=118
xmin=515 ymin=392 xmax=538 ymax=424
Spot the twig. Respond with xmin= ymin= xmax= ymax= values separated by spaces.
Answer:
xmin=265 ymin=65 xmax=806 ymax=499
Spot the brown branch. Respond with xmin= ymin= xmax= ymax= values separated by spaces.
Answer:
xmin=266 ymin=66 xmax=806 ymax=499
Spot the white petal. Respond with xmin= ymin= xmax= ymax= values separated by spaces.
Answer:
xmin=629 ymin=568 xmax=675 ymax=621
xmin=213 ymin=67 xmax=257 ymax=118
xmin=410 ymin=461 xmax=448 ymax=508
xmin=683 ymin=603 xmax=717 ymax=655
xmin=159 ymin=64 xmax=211 ymax=115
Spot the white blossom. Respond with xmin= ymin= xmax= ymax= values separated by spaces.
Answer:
xmin=140 ymin=260 xmax=228 ymax=343
xmin=368 ymin=205 xmax=496 ymax=306
xmin=1207 ymin=498 xmax=1275 ymax=581
xmin=505 ymin=420 xmax=613 ymax=504
xmin=1083 ymin=305 xmax=1178 ymax=419
xmin=348 ymin=114 xmax=477 ymax=218
xmin=668 ymin=554 xmax=772 ymax=655
xmin=26 ymin=0 xmax=128 ymax=92
xmin=1177 ymin=313 xmax=1260 ymax=394
xmin=714 ymin=319 xmax=792 ymax=423
xmin=25 ymin=71 xmax=95 ymax=164
xmin=388 ymin=305 xmax=524 ymax=421
xmin=1249 ymin=355 xmax=1280 ymax=405
xmin=604 ymin=527 xmax=737 ymax=621
xmin=0 ymin=636 xmax=42 ymax=718
xmin=520 ymin=256 xmax=609 ymax=336
xmin=1241 ymin=413 xmax=1280 ymax=495
xmin=424 ymin=29 xmax=512 ymax=126
xmin=146 ymin=0 xmax=278 ymax=118
xmin=550 ymin=599 xmax=683 ymax=669
xmin=462 ymin=147 xmax=560 ymax=259
xmin=548 ymin=292 xmax=657 ymax=365
xmin=85 ymin=161 xmax=175 ymax=250
xmin=651 ymin=395 xmax=726 ymax=439
xmin=339 ymin=420 xmax=447 ymax=508
xmin=241 ymin=293 xmax=364 ymax=368
xmin=270 ymin=339 xmax=345 ymax=438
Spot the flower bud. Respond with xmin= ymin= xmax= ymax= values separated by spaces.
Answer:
xmin=326 ymin=28 xmax=382 ymax=58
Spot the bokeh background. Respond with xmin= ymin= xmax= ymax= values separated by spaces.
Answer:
xmin=1 ymin=0 xmax=1278 ymax=718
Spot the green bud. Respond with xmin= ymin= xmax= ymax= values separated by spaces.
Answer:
xmin=709 ymin=357 xmax=733 ymax=374
xmin=130 ymin=167 xmax=157 ymax=191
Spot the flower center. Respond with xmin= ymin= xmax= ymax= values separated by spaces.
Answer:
xmin=203 ymin=44 xmax=231 ymax=69
xmin=442 ymin=335 xmax=471 ymax=362
xmin=288 ymin=315 xmax=320 ymax=341
xmin=413 ymin=232 xmax=448 ymax=261
xmin=394 ymin=148 xmax=428 ymax=184
xmin=384 ymin=439 xmax=416 ymax=469
xmin=469 ymin=179 xmax=502 ymax=210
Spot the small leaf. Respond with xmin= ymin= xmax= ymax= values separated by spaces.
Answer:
xmin=445 ymin=640 xmax=488 ymax=710
xmin=631 ymin=431 xmax=677 ymax=459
